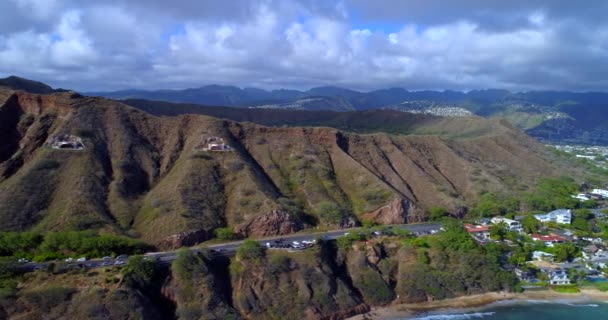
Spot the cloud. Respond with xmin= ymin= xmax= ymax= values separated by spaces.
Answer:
xmin=0 ymin=0 xmax=607 ymax=91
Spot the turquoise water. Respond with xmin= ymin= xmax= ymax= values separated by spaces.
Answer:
xmin=398 ymin=300 xmax=608 ymax=320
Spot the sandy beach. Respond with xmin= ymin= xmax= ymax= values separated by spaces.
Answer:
xmin=347 ymin=289 xmax=608 ymax=320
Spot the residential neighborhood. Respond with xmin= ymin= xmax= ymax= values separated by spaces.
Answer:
xmin=463 ymin=202 xmax=608 ymax=290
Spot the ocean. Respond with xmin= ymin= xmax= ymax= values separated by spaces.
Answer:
xmin=398 ymin=300 xmax=608 ymax=320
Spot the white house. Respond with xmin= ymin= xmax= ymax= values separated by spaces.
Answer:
xmin=534 ymin=209 xmax=572 ymax=224
xmin=549 ymin=270 xmax=570 ymax=285
xmin=532 ymin=251 xmax=555 ymax=262
xmin=491 ymin=217 xmax=523 ymax=232
xmin=572 ymin=194 xmax=590 ymax=201
xmin=591 ymin=189 xmax=608 ymax=198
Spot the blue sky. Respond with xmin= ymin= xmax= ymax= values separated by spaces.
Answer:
xmin=1 ymin=0 xmax=608 ymax=92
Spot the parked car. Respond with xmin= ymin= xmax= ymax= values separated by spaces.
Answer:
xmin=76 ymin=257 xmax=87 ymax=262
xmin=17 ymin=258 xmax=29 ymax=263
xmin=116 ymin=255 xmax=128 ymax=260
xmin=65 ymin=257 xmax=74 ymax=262
xmin=102 ymin=256 xmax=112 ymax=261
xmin=114 ymin=260 xmax=126 ymax=266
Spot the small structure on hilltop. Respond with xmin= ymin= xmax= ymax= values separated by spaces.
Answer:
xmin=45 ymin=134 xmax=85 ymax=150
xmin=195 ymin=136 xmax=233 ymax=152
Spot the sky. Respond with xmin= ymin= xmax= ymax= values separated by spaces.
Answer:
xmin=1 ymin=0 xmax=608 ymax=92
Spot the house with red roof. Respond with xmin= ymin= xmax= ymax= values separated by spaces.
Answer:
xmin=530 ymin=233 xmax=568 ymax=247
xmin=464 ymin=223 xmax=491 ymax=241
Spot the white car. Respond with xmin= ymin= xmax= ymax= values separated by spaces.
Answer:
xmin=76 ymin=257 xmax=87 ymax=262
xmin=65 ymin=258 xmax=74 ymax=262
xmin=17 ymin=258 xmax=29 ymax=263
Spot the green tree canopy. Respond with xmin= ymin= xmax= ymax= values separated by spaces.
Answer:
xmin=236 ymin=240 xmax=265 ymax=260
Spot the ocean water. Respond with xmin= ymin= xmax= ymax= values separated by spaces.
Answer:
xmin=398 ymin=300 xmax=608 ymax=320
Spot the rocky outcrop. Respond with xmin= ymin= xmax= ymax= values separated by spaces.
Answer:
xmin=157 ymin=229 xmax=209 ymax=250
xmin=360 ymin=197 xmax=420 ymax=224
xmin=235 ymin=209 xmax=304 ymax=238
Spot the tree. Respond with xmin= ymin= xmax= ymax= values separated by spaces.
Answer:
xmin=572 ymin=218 xmax=591 ymax=232
xmin=214 ymin=227 xmax=237 ymax=240
xmin=521 ymin=215 xmax=541 ymax=234
xmin=472 ymin=193 xmax=519 ymax=217
xmin=428 ymin=207 xmax=448 ymax=221
xmin=552 ymin=243 xmax=577 ymax=262
xmin=489 ymin=222 xmax=508 ymax=241
xmin=316 ymin=201 xmax=346 ymax=225
xmin=581 ymin=199 xmax=598 ymax=208
xmin=123 ymin=255 xmax=157 ymax=288
xmin=522 ymin=177 xmax=579 ymax=211
xmin=236 ymin=240 xmax=265 ymax=260
xmin=573 ymin=208 xmax=594 ymax=220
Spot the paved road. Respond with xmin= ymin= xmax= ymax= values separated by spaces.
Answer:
xmin=148 ymin=222 xmax=440 ymax=265
xmin=17 ymin=222 xmax=441 ymax=271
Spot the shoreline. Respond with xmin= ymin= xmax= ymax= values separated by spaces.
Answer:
xmin=347 ymin=289 xmax=608 ymax=320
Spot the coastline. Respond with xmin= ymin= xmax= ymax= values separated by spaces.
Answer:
xmin=347 ymin=289 xmax=608 ymax=320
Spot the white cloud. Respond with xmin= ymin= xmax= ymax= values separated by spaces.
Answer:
xmin=50 ymin=10 xmax=96 ymax=67
xmin=0 ymin=0 xmax=607 ymax=91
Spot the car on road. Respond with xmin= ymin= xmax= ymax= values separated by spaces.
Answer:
xmin=102 ymin=256 xmax=112 ymax=261
xmin=114 ymin=260 xmax=125 ymax=266
xmin=65 ymin=258 xmax=74 ymax=262
xmin=17 ymin=258 xmax=29 ymax=263
xmin=76 ymin=257 xmax=87 ymax=262
xmin=116 ymin=255 xmax=128 ymax=260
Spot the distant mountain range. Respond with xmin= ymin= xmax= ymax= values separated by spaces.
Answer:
xmin=3 ymin=75 xmax=608 ymax=144
xmin=83 ymin=82 xmax=608 ymax=145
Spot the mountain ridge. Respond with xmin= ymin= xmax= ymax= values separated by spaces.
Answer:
xmin=0 ymin=87 xmax=587 ymax=250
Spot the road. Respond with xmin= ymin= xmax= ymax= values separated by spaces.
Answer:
xmin=17 ymin=222 xmax=441 ymax=271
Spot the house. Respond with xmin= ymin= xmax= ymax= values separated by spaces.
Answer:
xmin=573 ymin=193 xmax=590 ymax=201
xmin=476 ymin=218 xmax=492 ymax=225
xmin=490 ymin=217 xmax=523 ymax=232
xmin=208 ymin=143 xmax=233 ymax=151
xmin=530 ymin=233 xmax=568 ymax=247
xmin=591 ymin=189 xmax=608 ymax=198
xmin=582 ymin=245 xmax=601 ymax=260
xmin=45 ymin=134 xmax=85 ymax=150
xmin=548 ymin=269 xmax=570 ymax=285
xmin=534 ymin=209 xmax=572 ymax=224
xmin=196 ymin=136 xmax=234 ymax=152
xmin=514 ymin=268 xmax=536 ymax=282
xmin=463 ymin=224 xmax=491 ymax=240
xmin=532 ymin=251 xmax=555 ymax=262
